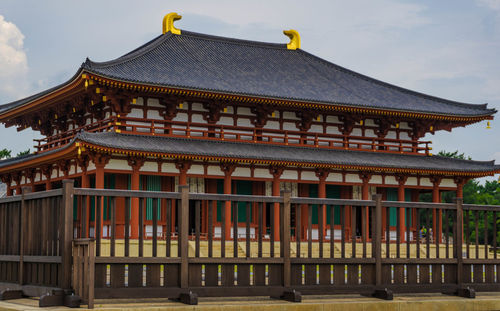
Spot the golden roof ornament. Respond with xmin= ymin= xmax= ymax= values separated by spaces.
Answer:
xmin=283 ymin=29 xmax=300 ymax=50
xmin=486 ymin=121 xmax=491 ymax=129
xmin=163 ymin=12 xmax=182 ymax=35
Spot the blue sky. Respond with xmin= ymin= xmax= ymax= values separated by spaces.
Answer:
xmin=0 ymin=0 xmax=499 ymax=181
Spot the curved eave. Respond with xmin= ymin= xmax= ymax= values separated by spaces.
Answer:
xmin=78 ymin=140 xmax=498 ymax=178
xmin=84 ymin=72 xmax=495 ymax=123
xmin=0 ymin=69 xmax=86 ymax=122
xmin=0 ymin=143 xmax=78 ymax=175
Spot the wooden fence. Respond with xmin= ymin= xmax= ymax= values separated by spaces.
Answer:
xmin=1 ymin=181 xmax=499 ymax=308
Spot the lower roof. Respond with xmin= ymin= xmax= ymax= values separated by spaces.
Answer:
xmin=0 ymin=132 xmax=497 ymax=176
xmin=76 ymin=132 xmax=499 ymax=175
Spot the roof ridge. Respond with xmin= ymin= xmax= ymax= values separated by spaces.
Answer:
xmin=180 ymin=30 xmax=288 ymax=50
xmin=297 ymin=49 xmax=495 ymax=113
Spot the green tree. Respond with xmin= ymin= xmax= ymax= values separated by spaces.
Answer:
xmin=0 ymin=149 xmax=11 ymax=160
xmin=16 ymin=149 xmax=30 ymax=157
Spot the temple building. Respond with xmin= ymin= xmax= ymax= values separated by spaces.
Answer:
xmin=0 ymin=13 xmax=498 ymax=241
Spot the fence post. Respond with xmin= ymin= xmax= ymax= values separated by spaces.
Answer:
xmin=282 ymin=190 xmax=291 ymax=288
xmin=179 ymin=185 xmax=189 ymax=289
xmin=61 ymin=179 xmax=75 ymax=289
xmin=373 ymin=194 xmax=382 ymax=286
xmin=454 ymin=197 xmax=475 ymax=298
xmin=19 ymin=186 xmax=31 ymax=285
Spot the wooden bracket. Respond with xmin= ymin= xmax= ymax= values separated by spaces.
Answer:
xmin=372 ymin=288 xmax=393 ymax=300
xmin=280 ymin=289 xmax=302 ymax=302
xmin=178 ymin=291 xmax=198 ymax=305
xmin=0 ymin=289 xmax=23 ymax=300
xmin=457 ymin=286 xmax=475 ymax=299
xmin=39 ymin=289 xmax=81 ymax=308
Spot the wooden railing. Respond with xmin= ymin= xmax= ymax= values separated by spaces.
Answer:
xmin=1 ymin=182 xmax=497 ymax=307
xmin=70 ymin=186 xmax=499 ymax=307
xmin=116 ymin=116 xmax=432 ymax=155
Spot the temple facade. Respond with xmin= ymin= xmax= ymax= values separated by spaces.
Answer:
xmin=0 ymin=13 xmax=498 ymax=242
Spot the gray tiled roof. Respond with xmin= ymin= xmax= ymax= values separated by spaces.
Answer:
xmin=0 ymin=31 xmax=495 ymax=117
xmin=75 ymin=132 xmax=499 ymax=174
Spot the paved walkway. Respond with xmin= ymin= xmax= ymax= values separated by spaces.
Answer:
xmin=0 ymin=293 xmax=499 ymax=311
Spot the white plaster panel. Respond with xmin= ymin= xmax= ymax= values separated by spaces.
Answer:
xmin=162 ymin=162 xmax=178 ymax=173
xmin=326 ymin=173 xmax=342 ymax=182
xmin=301 ymin=171 xmax=317 ymax=181
xmin=191 ymin=114 xmax=204 ymax=123
xmin=136 ymin=97 xmax=145 ymax=106
xmin=386 ymin=131 xmax=397 ymax=139
xmin=237 ymin=118 xmax=252 ymax=127
xmin=173 ymin=112 xmax=188 ymax=122
xmin=399 ymin=132 xmax=410 ymax=140
xmin=309 ymin=125 xmax=322 ymax=133
xmin=51 ymin=170 xmax=58 ymax=179
xmin=129 ymin=108 xmax=143 ymax=119
xmin=420 ymin=177 xmax=433 ymax=187
xmin=21 ymin=177 xmax=26 ymax=184
xmin=345 ymin=174 xmax=361 ymax=183
xmin=207 ymin=166 xmax=224 ymax=176
xmin=364 ymin=129 xmax=377 ymax=138
xmin=191 ymin=103 xmax=206 ymax=111
xmin=106 ymin=159 xmax=129 ymax=171
xmin=281 ymin=169 xmax=298 ymax=180
xmin=440 ymin=178 xmax=455 ymax=188
xmin=369 ymin=175 xmax=382 ymax=184
xmin=232 ymin=167 xmax=251 ymax=177
xmin=364 ymin=119 xmax=376 ymax=127
xmin=35 ymin=173 xmax=41 ymax=182
xmin=254 ymin=168 xmax=272 ymax=179
xmin=141 ymin=161 xmax=157 ymax=172
xmin=76 ymin=166 xmax=82 ymax=174
xmin=237 ymin=107 xmax=252 ymax=116
xmin=385 ymin=176 xmax=398 ymax=185
xmin=147 ymin=109 xmax=161 ymax=120
xmin=326 ymin=126 xmax=341 ymax=135
xmin=406 ymin=177 xmax=418 ymax=186
xmin=351 ymin=128 xmax=362 ymax=136
xmin=188 ymin=164 xmax=204 ymax=175
xmin=326 ymin=115 xmax=339 ymax=123
xmin=283 ymin=122 xmax=297 ymax=131
xmin=283 ymin=111 xmax=299 ymax=120
xmin=399 ymin=122 xmax=411 ymax=130
xmin=265 ymin=121 xmax=280 ymax=130
xmin=87 ymin=162 xmax=96 ymax=171
xmin=146 ymin=98 xmax=161 ymax=107
xmin=218 ymin=116 xmax=234 ymax=126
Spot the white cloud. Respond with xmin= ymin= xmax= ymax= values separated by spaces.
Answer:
xmin=0 ymin=15 xmax=28 ymax=100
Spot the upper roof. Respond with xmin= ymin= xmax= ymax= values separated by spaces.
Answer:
xmin=0 ymin=29 xmax=496 ymax=119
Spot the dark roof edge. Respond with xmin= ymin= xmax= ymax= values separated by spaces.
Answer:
xmin=298 ymin=49 xmax=496 ymax=114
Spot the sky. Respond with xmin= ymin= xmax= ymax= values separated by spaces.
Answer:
xmin=0 ymin=0 xmax=499 ymax=182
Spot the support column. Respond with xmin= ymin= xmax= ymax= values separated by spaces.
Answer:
xmin=220 ymin=163 xmax=236 ymax=240
xmin=269 ymin=166 xmax=284 ymax=241
xmin=91 ymin=153 xmax=110 ymax=239
xmin=77 ymin=156 xmax=90 ymax=238
xmin=315 ymin=168 xmax=330 ymax=239
xmin=395 ymin=175 xmax=408 ymax=242
xmin=12 ymin=172 xmax=21 ymax=195
xmin=128 ymin=157 xmax=145 ymax=239
xmin=359 ymin=172 xmax=372 ymax=242
xmin=175 ymin=160 xmax=192 ymax=187
xmin=430 ymin=176 xmax=442 ymax=243
xmin=41 ymin=164 xmax=53 ymax=191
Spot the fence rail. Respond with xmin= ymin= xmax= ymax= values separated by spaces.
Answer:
xmin=1 ymin=182 xmax=499 ymax=308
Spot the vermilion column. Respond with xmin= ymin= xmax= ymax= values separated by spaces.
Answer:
xmin=77 ymin=156 xmax=90 ymax=238
xmin=92 ymin=154 xmax=110 ymax=239
xmin=269 ymin=166 xmax=284 ymax=241
xmin=128 ymin=157 xmax=145 ymax=239
xmin=315 ymin=168 xmax=330 ymax=239
xmin=42 ymin=165 xmax=52 ymax=191
xmin=220 ymin=163 xmax=236 ymax=240
xmin=430 ymin=176 xmax=442 ymax=243
xmin=395 ymin=175 xmax=408 ymax=242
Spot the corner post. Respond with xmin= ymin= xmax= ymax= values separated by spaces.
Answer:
xmin=61 ymin=179 xmax=75 ymax=289
xmin=179 ymin=185 xmax=189 ymax=289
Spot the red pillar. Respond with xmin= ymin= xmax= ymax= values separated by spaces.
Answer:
xmin=299 ymin=183 xmax=309 ymax=240
xmin=316 ymin=168 xmax=330 ymax=239
xmin=81 ymin=172 xmax=90 ymax=238
xmin=395 ymin=175 xmax=407 ymax=242
xmin=220 ymin=163 xmax=236 ymax=240
xmin=42 ymin=165 xmax=52 ymax=191
xmin=359 ymin=172 xmax=371 ymax=241
xmin=128 ymin=157 xmax=145 ymax=239
xmin=269 ymin=166 xmax=284 ymax=241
